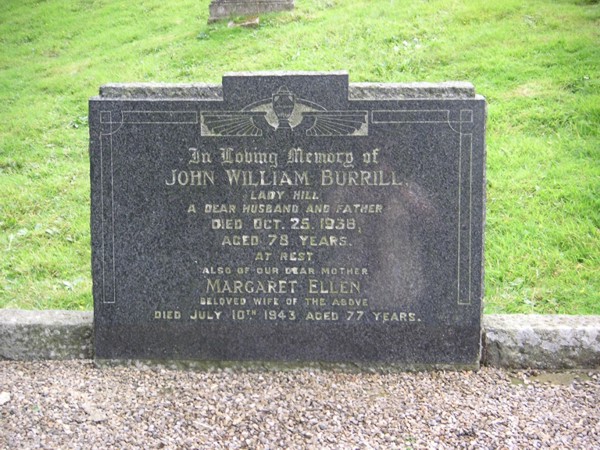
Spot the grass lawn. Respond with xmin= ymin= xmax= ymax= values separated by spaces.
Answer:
xmin=0 ymin=0 xmax=598 ymax=313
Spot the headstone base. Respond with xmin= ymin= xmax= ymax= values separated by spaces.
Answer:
xmin=93 ymin=358 xmax=478 ymax=372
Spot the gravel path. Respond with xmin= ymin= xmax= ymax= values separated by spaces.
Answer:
xmin=1 ymin=361 xmax=598 ymax=449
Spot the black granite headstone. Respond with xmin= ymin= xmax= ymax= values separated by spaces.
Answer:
xmin=90 ymin=72 xmax=486 ymax=368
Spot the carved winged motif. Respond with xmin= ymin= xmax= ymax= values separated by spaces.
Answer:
xmin=200 ymin=87 xmax=369 ymax=136
xmin=303 ymin=111 xmax=368 ymax=136
xmin=201 ymin=112 xmax=264 ymax=137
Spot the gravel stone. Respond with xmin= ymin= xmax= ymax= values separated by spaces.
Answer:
xmin=1 ymin=361 xmax=598 ymax=448
xmin=0 ymin=391 xmax=10 ymax=405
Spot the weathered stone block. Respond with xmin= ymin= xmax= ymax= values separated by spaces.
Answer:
xmin=0 ymin=309 xmax=93 ymax=360
xmin=209 ymin=0 xmax=294 ymax=22
xmin=483 ymin=314 xmax=600 ymax=369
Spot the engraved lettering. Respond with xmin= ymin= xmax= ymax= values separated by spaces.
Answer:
xmin=253 ymin=297 xmax=279 ymax=306
xmin=225 ymin=170 xmax=310 ymax=186
xmin=165 ymin=169 xmax=215 ymax=186
xmin=279 ymin=251 xmax=313 ymax=261
xmin=304 ymin=297 xmax=326 ymax=306
xmin=305 ymin=311 xmax=339 ymax=321
xmin=287 ymin=148 xmax=354 ymax=168
xmin=331 ymin=298 xmax=369 ymax=307
xmin=321 ymin=170 xmax=403 ymax=186
xmin=293 ymin=191 xmax=319 ymax=200
xmin=305 ymin=203 xmax=330 ymax=213
xmin=189 ymin=147 xmax=212 ymax=164
xmin=242 ymin=204 xmax=299 ymax=214
xmin=335 ymin=204 xmax=383 ymax=214
xmin=255 ymin=266 xmax=278 ymax=274
xmin=253 ymin=218 xmax=283 ymax=230
xmin=371 ymin=312 xmax=418 ymax=322
xmin=189 ymin=310 xmax=222 ymax=320
xmin=206 ymin=279 xmax=298 ymax=294
xmin=199 ymin=297 xmax=247 ymax=306
xmin=254 ymin=252 xmax=272 ymax=261
xmin=221 ymin=235 xmax=260 ymax=246
xmin=346 ymin=311 xmax=365 ymax=321
xmin=202 ymin=266 xmax=232 ymax=274
xmin=212 ymin=218 xmax=243 ymax=230
xmin=285 ymin=267 xmax=315 ymax=275
xmin=221 ymin=147 xmax=278 ymax=168
xmin=299 ymin=235 xmax=348 ymax=247
xmin=321 ymin=267 xmax=368 ymax=276
xmin=308 ymin=279 xmax=361 ymax=294
xmin=250 ymin=191 xmax=285 ymax=200
xmin=154 ymin=310 xmax=181 ymax=320
xmin=205 ymin=204 xmax=236 ymax=213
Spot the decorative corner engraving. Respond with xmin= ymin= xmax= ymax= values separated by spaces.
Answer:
xmin=201 ymin=86 xmax=368 ymax=137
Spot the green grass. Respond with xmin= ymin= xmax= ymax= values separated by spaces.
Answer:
xmin=0 ymin=0 xmax=598 ymax=313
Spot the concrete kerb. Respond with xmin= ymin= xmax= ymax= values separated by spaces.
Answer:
xmin=482 ymin=314 xmax=600 ymax=369
xmin=0 ymin=310 xmax=93 ymax=361
xmin=1 ymin=310 xmax=599 ymax=369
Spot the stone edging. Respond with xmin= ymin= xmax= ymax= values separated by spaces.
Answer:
xmin=1 ymin=310 xmax=598 ymax=369
xmin=0 ymin=310 xmax=93 ymax=361
xmin=482 ymin=314 xmax=600 ymax=369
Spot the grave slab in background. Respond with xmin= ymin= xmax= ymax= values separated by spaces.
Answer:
xmin=89 ymin=72 xmax=486 ymax=368
xmin=209 ymin=0 xmax=294 ymax=22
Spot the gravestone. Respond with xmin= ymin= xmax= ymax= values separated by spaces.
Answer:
xmin=208 ymin=0 xmax=294 ymax=22
xmin=90 ymin=72 xmax=486 ymax=369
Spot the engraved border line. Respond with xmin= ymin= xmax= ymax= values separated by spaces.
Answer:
xmin=371 ymin=110 xmax=451 ymax=124
xmin=99 ymin=110 xmax=198 ymax=305
xmin=369 ymin=108 xmax=472 ymax=306
xmin=99 ymin=111 xmax=116 ymax=304
xmin=121 ymin=111 xmax=198 ymax=124
xmin=458 ymin=109 xmax=473 ymax=306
